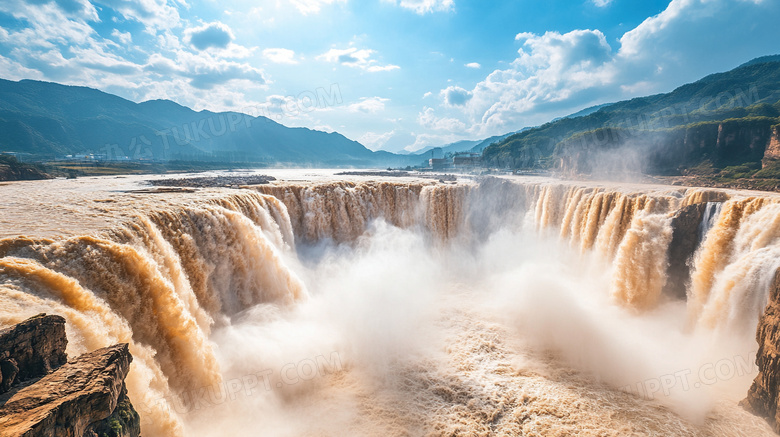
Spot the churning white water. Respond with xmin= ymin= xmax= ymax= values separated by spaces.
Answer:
xmin=0 ymin=171 xmax=777 ymax=436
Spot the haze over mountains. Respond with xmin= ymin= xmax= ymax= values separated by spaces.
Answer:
xmin=483 ymin=57 xmax=780 ymax=174
xmin=0 ymin=77 xmax=520 ymax=168
xmin=0 ymin=79 xmax=409 ymax=167
xmin=406 ymin=132 xmax=527 ymax=158
xmin=1 ymin=56 xmax=779 ymax=173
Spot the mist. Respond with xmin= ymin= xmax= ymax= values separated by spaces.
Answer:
xmin=2 ymin=177 xmax=775 ymax=436
xmin=172 ymin=185 xmax=767 ymax=435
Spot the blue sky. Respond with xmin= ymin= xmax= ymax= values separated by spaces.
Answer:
xmin=0 ymin=0 xmax=778 ymax=153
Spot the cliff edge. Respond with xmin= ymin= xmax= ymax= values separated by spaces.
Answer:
xmin=0 ymin=314 xmax=140 ymax=437
xmin=745 ymin=269 xmax=780 ymax=432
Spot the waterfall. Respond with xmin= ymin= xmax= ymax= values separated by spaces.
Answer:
xmin=0 ymin=191 xmax=305 ymax=436
xmin=699 ymin=202 xmax=724 ymax=242
xmin=2 ymin=176 xmax=780 ymax=436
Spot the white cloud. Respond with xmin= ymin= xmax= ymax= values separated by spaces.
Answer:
xmin=218 ymin=44 xmax=254 ymax=59
xmin=417 ymin=106 xmax=466 ymax=131
xmin=317 ymin=47 xmax=400 ymax=72
xmin=612 ymin=0 xmax=780 ymax=91
xmin=314 ymin=125 xmax=335 ymax=133
xmin=404 ymin=132 xmax=460 ymax=152
xmin=182 ymin=22 xmax=253 ymax=59
xmin=263 ymin=48 xmax=297 ymax=64
xmin=433 ymin=0 xmax=780 ymax=138
xmin=0 ymin=53 xmax=44 ymax=81
xmin=366 ymin=64 xmax=401 ymax=73
xmin=111 ymin=29 xmax=132 ymax=45
xmin=0 ymin=0 xmax=269 ymax=117
xmin=0 ymin=1 xmax=97 ymax=49
xmin=185 ymin=22 xmax=234 ymax=50
xmin=441 ymin=86 xmax=472 ymax=106
xmin=93 ymin=0 xmax=182 ymax=32
xmin=289 ymin=0 xmax=347 ymax=14
xmin=145 ymin=50 xmax=266 ymax=90
xmin=385 ymin=0 xmax=454 ymax=14
xmin=359 ymin=130 xmax=396 ymax=149
xmin=2 ymin=0 xmax=779 ymax=150
xmin=465 ymin=62 xmax=481 ymax=69
xmin=131 ymin=78 xmax=266 ymax=114
xmin=592 ymin=0 xmax=613 ymax=7
xmin=71 ymin=46 xmax=141 ymax=74
xmin=347 ymin=96 xmax=389 ymax=113
xmin=454 ymin=29 xmax=614 ymax=131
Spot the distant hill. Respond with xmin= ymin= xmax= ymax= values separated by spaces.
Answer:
xmin=738 ymin=55 xmax=780 ymax=68
xmin=550 ymin=103 xmax=613 ymax=123
xmin=483 ymin=56 xmax=780 ymax=173
xmin=411 ymin=139 xmax=482 ymax=157
xmin=407 ymin=105 xmax=603 ymax=161
xmin=468 ymin=130 xmax=529 ymax=153
xmin=0 ymin=79 xmax=407 ymax=167
xmin=405 ymin=129 xmax=526 ymax=162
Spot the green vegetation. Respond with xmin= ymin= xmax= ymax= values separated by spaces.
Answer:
xmin=87 ymin=389 xmax=140 ymax=437
xmin=752 ymin=162 xmax=780 ymax=179
xmin=483 ymin=58 xmax=780 ymax=174
xmin=685 ymin=160 xmax=718 ymax=176
xmin=714 ymin=162 xmax=762 ymax=181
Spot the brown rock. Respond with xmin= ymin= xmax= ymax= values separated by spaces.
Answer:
xmin=664 ymin=203 xmax=708 ymax=300
xmin=0 ymin=314 xmax=67 ymax=393
xmin=0 ymin=344 xmax=134 ymax=437
xmin=744 ymin=268 xmax=780 ymax=432
xmin=762 ymin=125 xmax=780 ymax=169
xmin=84 ymin=385 xmax=141 ymax=437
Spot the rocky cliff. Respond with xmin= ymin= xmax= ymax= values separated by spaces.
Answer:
xmin=745 ymin=268 xmax=780 ymax=432
xmin=555 ymin=119 xmax=778 ymax=177
xmin=0 ymin=315 xmax=140 ymax=437
xmin=665 ymin=203 xmax=708 ymax=300
xmin=713 ymin=119 xmax=774 ymax=166
xmin=762 ymin=125 xmax=780 ymax=169
xmin=0 ymin=314 xmax=67 ymax=392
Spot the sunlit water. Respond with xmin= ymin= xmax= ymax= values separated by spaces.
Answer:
xmin=1 ymin=170 xmax=777 ymax=436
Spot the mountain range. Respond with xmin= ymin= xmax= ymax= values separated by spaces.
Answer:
xmin=0 ymin=77 xmax=529 ymax=168
xmin=406 ymin=132 xmax=526 ymax=158
xmin=483 ymin=56 xmax=780 ymax=173
xmin=2 ymin=55 xmax=780 ymax=174
xmin=0 ymin=79 xmax=412 ymax=167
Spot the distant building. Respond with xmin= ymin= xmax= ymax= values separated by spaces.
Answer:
xmin=453 ymin=153 xmax=481 ymax=168
xmin=429 ymin=158 xmax=451 ymax=170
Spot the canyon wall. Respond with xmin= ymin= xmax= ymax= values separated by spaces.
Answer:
xmin=746 ymin=269 xmax=780 ymax=431
xmin=762 ymin=125 xmax=780 ymax=169
xmin=556 ymin=119 xmax=778 ymax=176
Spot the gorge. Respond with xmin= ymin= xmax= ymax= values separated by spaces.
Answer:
xmin=1 ymin=171 xmax=780 ymax=436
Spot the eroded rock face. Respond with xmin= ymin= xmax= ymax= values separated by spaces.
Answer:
xmin=554 ymin=119 xmax=777 ymax=176
xmin=664 ymin=203 xmax=708 ymax=300
xmin=0 ymin=314 xmax=67 ymax=393
xmin=762 ymin=125 xmax=780 ymax=169
xmin=84 ymin=386 xmax=141 ymax=437
xmin=0 ymin=343 xmax=135 ymax=437
xmin=745 ymin=268 xmax=780 ymax=432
